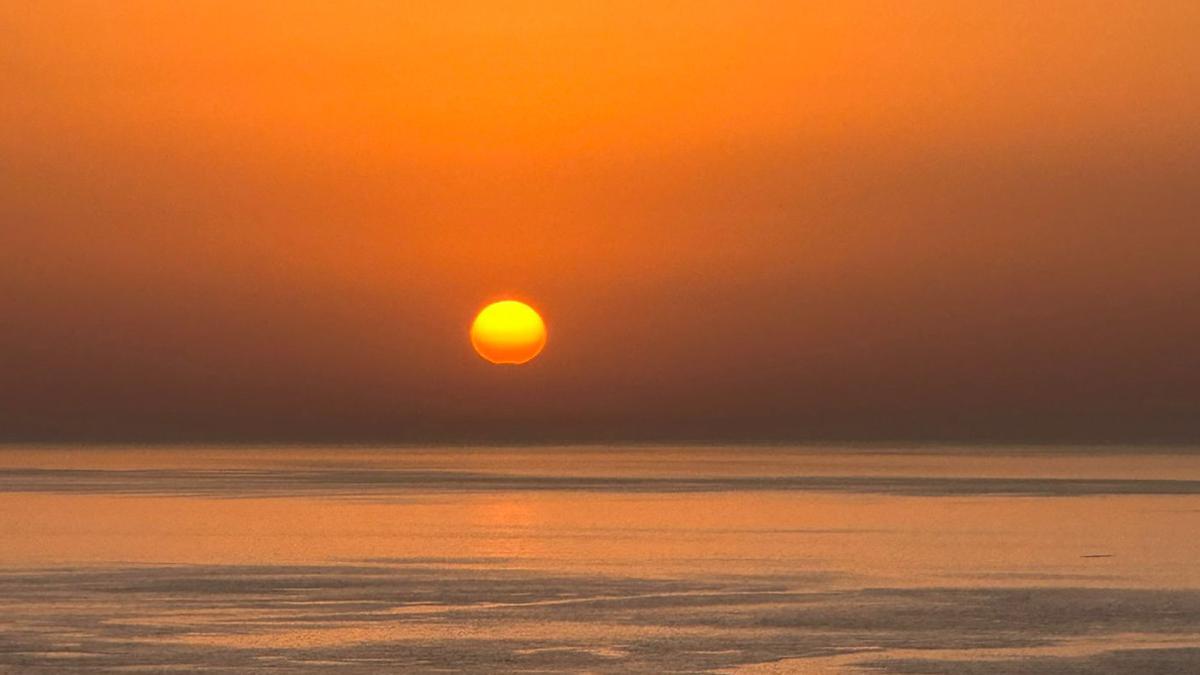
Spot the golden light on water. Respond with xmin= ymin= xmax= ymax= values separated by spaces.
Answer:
xmin=470 ymin=300 xmax=547 ymax=365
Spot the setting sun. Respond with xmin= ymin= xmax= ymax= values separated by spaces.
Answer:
xmin=470 ymin=300 xmax=547 ymax=365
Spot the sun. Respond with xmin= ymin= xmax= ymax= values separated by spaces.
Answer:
xmin=470 ymin=300 xmax=547 ymax=365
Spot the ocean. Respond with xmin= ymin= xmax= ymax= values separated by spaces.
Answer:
xmin=1 ymin=445 xmax=1198 ymax=672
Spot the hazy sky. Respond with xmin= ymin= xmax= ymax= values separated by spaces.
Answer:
xmin=3 ymin=1 xmax=1198 ymax=442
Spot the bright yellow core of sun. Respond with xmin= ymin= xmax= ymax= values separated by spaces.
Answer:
xmin=470 ymin=300 xmax=547 ymax=365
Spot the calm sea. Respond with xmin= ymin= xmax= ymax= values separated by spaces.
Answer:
xmin=1 ymin=445 xmax=1198 ymax=672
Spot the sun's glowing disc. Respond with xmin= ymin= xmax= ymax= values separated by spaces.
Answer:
xmin=470 ymin=300 xmax=547 ymax=365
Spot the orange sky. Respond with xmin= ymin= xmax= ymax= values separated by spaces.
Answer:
xmin=2 ymin=1 xmax=1199 ymax=441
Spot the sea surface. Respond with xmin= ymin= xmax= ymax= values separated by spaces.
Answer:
xmin=1 ymin=445 xmax=1199 ymax=673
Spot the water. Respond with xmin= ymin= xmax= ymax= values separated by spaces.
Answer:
xmin=1 ymin=445 xmax=1198 ymax=672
